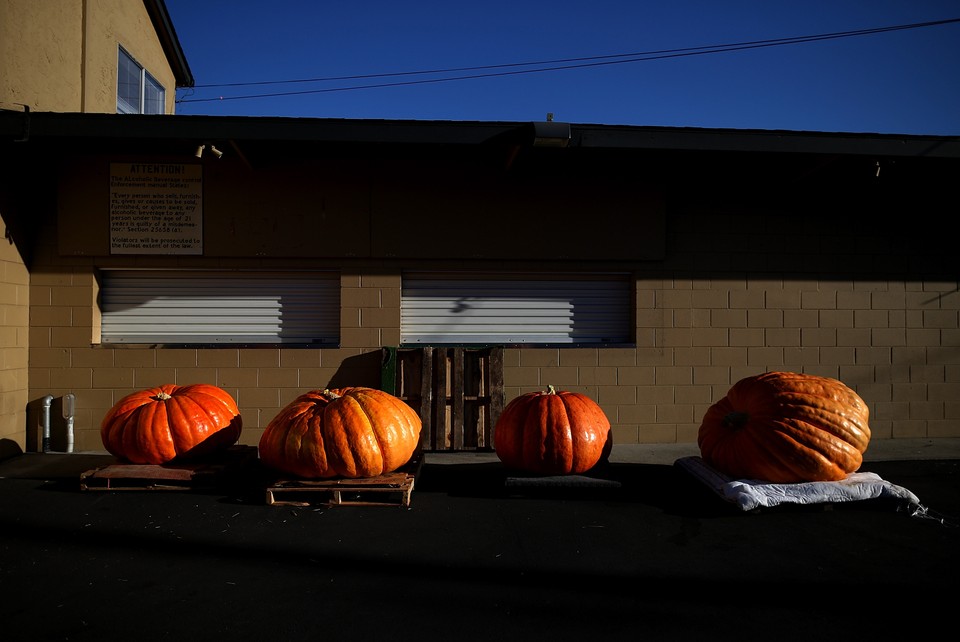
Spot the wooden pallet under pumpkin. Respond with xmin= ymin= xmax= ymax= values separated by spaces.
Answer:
xmin=79 ymin=445 xmax=259 ymax=492
xmin=264 ymin=450 xmax=423 ymax=508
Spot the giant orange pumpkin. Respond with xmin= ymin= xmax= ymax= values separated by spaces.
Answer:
xmin=258 ymin=387 xmax=422 ymax=479
xmin=697 ymin=371 xmax=871 ymax=483
xmin=494 ymin=385 xmax=612 ymax=475
xmin=100 ymin=383 xmax=242 ymax=464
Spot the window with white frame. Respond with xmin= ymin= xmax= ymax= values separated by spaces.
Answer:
xmin=401 ymin=272 xmax=633 ymax=346
xmin=117 ymin=47 xmax=165 ymax=114
xmin=99 ymin=270 xmax=340 ymax=345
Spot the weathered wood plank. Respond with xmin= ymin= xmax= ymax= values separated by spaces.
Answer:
xmin=451 ymin=348 xmax=465 ymax=450
xmin=419 ymin=346 xmax=434 ymax=450
xmin=487 ymin=347 xmax=505 ymax=449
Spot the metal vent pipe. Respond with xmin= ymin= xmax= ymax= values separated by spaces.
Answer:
xmin=63 ymin=393 xmax=75 ymax=453
xmin=40 ymin=394 xmax=75 ymax=453
xmin=41 ymin=395 xmax=54 ymax=453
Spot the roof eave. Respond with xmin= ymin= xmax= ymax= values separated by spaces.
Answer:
xmin=2 ymin=111 xmax=959 ymax=159
xmin=143 ymin=0 xmax=194 ymax=88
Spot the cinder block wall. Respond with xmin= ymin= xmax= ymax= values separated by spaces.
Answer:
xmin=502 ymin=277 xmax=960 ymax=447
xmin=27 ymin=260 xmax=404 ymax=452
xmin=23 ymin=208 xmax=960 ymax=453
xmin=0 ymin=211 xmax=29 ymax=457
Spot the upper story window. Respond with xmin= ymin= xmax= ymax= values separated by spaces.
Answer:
xmin=117 ymin=47 xmax=165 ymax=114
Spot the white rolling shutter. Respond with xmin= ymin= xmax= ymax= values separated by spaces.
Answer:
xmin=100 ymin=270 xmax=339 ymax=345
xmin=401 ymin=272 xmax=632 ymax=345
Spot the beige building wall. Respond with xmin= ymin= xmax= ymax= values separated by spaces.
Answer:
xmin=25 ymin=205 xmax=960 ymax=455
xmin=0 ymin=0 xmax=179 ymax=114
xmin=0 ymin=210 xmax=29 ymax=456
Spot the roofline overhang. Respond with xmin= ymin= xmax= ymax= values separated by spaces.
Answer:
xmin=144 ymin=0 xmax=194 ymax=88
xmin=1 ymin=110 xmax=958 ymax=159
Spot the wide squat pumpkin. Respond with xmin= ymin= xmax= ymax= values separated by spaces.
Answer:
xmin=258 ymin=387 xmax=422 ymax=479
xmin=100 ymin=383 xmax=242 ymax=465
xmin=697 ymin=371 xmax=871 ymax=483
xmin=494 ymin=385 xmax=612 ymax=475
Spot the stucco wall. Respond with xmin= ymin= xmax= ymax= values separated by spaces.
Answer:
xmin=0 ymin=0 xmax=83 ymax=111
xmin=0 ymin=0 xmax=178 ymax=114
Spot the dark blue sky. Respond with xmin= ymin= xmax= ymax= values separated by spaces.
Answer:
xmin=165 ymin=1 xmax=960 ymax=135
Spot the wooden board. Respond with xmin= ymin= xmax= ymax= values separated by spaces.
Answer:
xmin=79 ymin=446 xmax=258 ymax=491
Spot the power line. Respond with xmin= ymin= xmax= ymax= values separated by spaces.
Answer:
xmin=177 ymin=17 xmax=960 ymax=104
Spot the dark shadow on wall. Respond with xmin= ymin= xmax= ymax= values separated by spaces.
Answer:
xmin=0 ymin=438 xmax=24 ymax=462
xmin=323 ymin=350 xmax=384 ymax=390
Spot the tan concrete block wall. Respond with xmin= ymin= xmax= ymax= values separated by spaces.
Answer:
xmin=500 ymin=276 xmax=960 ymax=447
xmin=21 ymin=215 xmax=960 ymax=453
xmin=28 ymin=266 xmax=401 ymax=452
xmin=0 ymin=211 xmax=30 ymax=456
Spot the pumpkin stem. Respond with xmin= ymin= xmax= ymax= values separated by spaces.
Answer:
xmin=153 ymin=392 xmax=173 ymax=401
xmin=322 ymin=388 xmax=341 ymax=400
xmin=545 ymin=384 xmax=557 ymax=395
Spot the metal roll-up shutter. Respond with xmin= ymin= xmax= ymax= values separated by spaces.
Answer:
xmin=100 ymin=270 xmax=340 ymax=344
xmin=401 ymin=272 xmax=632 ymax=345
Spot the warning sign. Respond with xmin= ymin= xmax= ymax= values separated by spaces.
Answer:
xmin=109 ymin=163 xmax=202 ymax=255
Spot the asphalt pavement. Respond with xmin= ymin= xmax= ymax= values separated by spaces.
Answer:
xmin=1 ymin=439 xmax=958 ymax=641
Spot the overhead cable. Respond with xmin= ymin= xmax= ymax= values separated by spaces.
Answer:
xmin=177 ymin=17 xmax=960 ymax=104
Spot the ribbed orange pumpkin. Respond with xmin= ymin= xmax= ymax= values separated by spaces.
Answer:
xmin=100 ymin=384 xmax=242 ymax=464
xmin=494 ymin=385 xmax=612 ymax=475
xmin=697 ymin=371 xmax=871 ymax=483
xmin=258 ymin=387 xmax=422 ymax=479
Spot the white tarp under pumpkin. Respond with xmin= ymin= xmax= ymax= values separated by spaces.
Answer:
xmin=675 ymin=455 xmax=927 ymax=513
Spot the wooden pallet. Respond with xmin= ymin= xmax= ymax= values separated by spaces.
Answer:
xmin=265 ymin=472 xmax=415 ymax=508
xmin=265 ymin=451 xmax=422 ymax=508
xmin=80 ymin=446 xmax=258 ymax=491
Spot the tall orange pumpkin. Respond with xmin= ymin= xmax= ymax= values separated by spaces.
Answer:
xmin=697 ymin=371 xmax=871 ymax=483
xmin=100 ymin=384 xmax=242 ymax=464
xmin=258 ymin=387 xmax=422 ymax=479
xmin=494 ymin=385 xmax=612 ymax=475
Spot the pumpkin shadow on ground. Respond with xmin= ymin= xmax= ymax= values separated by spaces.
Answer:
xmin=222 ymin=457 xmax=960 ymax=517
xmin=415 ymin=460 xmax=744 ymax=517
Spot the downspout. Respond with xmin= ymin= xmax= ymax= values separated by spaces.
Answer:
xmin=41 ymin=395 xmax=54 ymax=453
